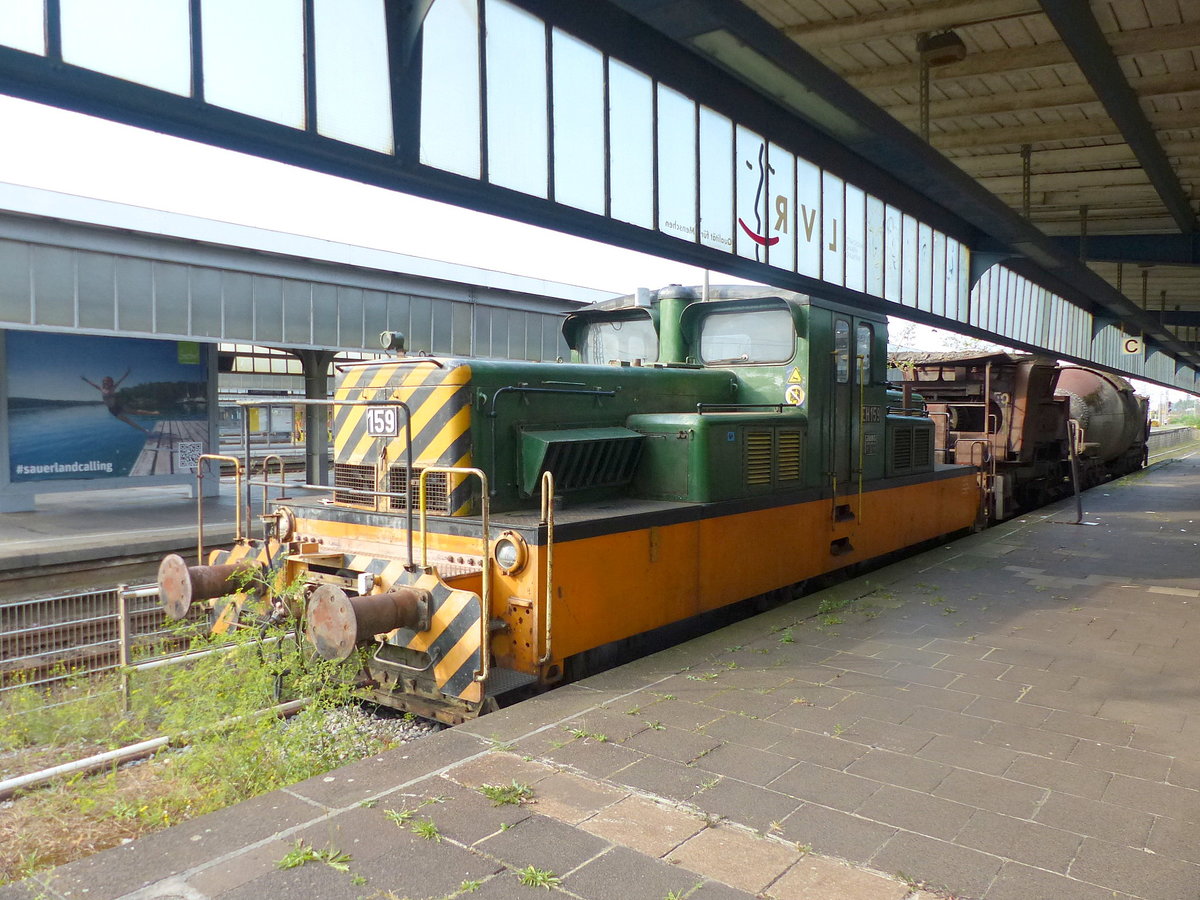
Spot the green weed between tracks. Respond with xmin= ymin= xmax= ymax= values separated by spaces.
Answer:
xmin=0 ymin=622 xmax=390 ymax=887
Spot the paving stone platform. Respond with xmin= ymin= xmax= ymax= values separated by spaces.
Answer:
xmin=5 ymin=456 xmax=1200 ymax=900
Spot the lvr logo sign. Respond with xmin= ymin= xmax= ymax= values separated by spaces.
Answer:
xmin=738 ymin=141 xmax=833 ymax=265
xmin=738 ymin=144 xmax=780 ymax=252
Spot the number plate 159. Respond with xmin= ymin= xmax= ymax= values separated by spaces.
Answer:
xmin=366 ymin=406 xmax=400 ymax=437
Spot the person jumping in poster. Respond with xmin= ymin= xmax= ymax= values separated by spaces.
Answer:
xmin=81 ymin=368 xmax=158 ymax=434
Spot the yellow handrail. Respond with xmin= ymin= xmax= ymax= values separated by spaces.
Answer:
xmin=418 ymin=466 xmax=491 ymax=684
xmin=537 ymin=471 xmax=555 ymax=667
xmin=197 ymin=454 xmax=244 ymax=565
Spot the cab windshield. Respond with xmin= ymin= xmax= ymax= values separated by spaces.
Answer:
xmin=576 ymin=316 xmax=659 ymax=364
xmin=699 ymin=308 xmax=795 ymax=365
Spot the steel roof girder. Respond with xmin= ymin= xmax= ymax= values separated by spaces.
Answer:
xmin=1038 ymin=0 xmax=1197 ymax=235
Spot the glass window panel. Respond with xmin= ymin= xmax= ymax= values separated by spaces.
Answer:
xmin=486 ymin=0 xmax=547 ymax=197
xmin=833 ymin=319 xmax=850 ymax=383
xmin=1016 ymin=278 xmax=1031 ymax=342
xmin=33 ymin=246 xmax=73 ymax=327
xmin=699 ymin=308 xmax=795 ymax=365
xmin=489 ymin=307 xmax=508 ymax=357
xmin=363 ymin=290 xmax=386 ymax=338
xmin=883 ymin=205 xmax=901 ymax=303
xmin=76 ymin=252 xmax=114 ymax=331
xmin=311 ymin=283 xmax=337 ymax=344
xmin=577 ymin=314 xmax=658 ymax=364
xmin=202 ymin=0 xmax=305 ymax=127
xmin=421 ymin=0 xmax=480 ymax=177
xmin=768 ymin=144 xmax=795 ymax=271
xmin=958 ymin=242 xmax=970 ymax=322
xmin=866 ymin=196 xmax=884 ymax=298
xmin=943 ymin=237 xmax=960 ymax=320
xmin=432 ymin=301 xmax=453 ymax=354
xmin=931 ymin=230 xmax=946 ymax=317
xmin=313 ymin=0 xmax=392 ymax=152
xmin=117 ymin=257 xmax=153 ymax=332
xmin=856 ymin=322 xmax=873 ymax=383
xmin=900 ymin=214 xmax=917 ymax=307
xmin=508 ymin=310 xmax=528 ymax=359
xmin=844 ymin=184 xmax=865 ymax=293
xmin=657 ymin=84 xmax=697 ymax=243
xmin=992 ymin=268 xmax=1005 ymax=333
xmin=253 ymin=275 xmax=284 ymax=343
xmin=387 ymin=292 xmax=410 ymax=337
xmin=409 ymin=295 xmax=432 ymax=352
xmin=607 ymin=59 xmax=653 ymax=228
xmin=478 ymin=306 xmax=495 ymax=358
xmin=452 ymin=300 xmax=472 ymax=356
xmin=698 ymin=107 xmax=733 ymax=252
xmin=337 ymin=286 xmax=364 ymax=347
xmin=283 ymin=280 xmax=311 ymax=343
xmin=0 ymin=240 xmax=32 ymax=323
xmin=62 ymin=0 xmax=190 ymax=94
xmin=191 ymin=266 xmax=222 ymax=338
xmin=795 ymin=158 xmax=820 ymax=278
xmin=0 ymin=0 xmax=45 ymax=53
xmin=821 ymin=171 xmax=844 ymax=286
xmin=917 ymin=223 xmax=932 ymax=312
xmin=735 ymin=126 xmax=770 ymax=262
xmin=154 ymin=262 xmax=189 ymax=335
xmin=551 ymin=29 xmax=604 ymax=215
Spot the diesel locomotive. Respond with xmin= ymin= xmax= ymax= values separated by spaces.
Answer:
xmin=157 ymin=286 xmax=984 ymax=723
xmin=889 ymin=351 xmax=1150 ymax=520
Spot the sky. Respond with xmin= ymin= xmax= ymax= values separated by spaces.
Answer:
xmin=0 ymin=94 xmax=1187 ymax=408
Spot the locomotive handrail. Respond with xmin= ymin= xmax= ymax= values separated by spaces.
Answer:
xmin=418 ymin=466 xmax=491 ymax=684
xmin=925 ymin=411 xmax=951 ymax=461
xmin=196 ymin=454 xmax=244 ymax=565
xmin=537 ymin=471 xmax=556 ymax=668
xmin=695 ymin=403 xmax=789 ymax=414
xmin=259 ymin=455 xmax=287 ymax=539
xmin=236 ymin=397 xmax=416 ymax=568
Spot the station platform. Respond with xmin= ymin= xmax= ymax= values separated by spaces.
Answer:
xmin=4 ymin=456 xmax=1200 ymax=900
xmin=0 ymin=483 xmax=240 ymax=575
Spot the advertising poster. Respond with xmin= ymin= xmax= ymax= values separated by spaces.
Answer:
xmin=7 ymin=332 xmax=208 ymax=482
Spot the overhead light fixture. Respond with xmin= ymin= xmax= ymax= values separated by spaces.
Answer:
xmin=692 ymin=29 xmax=869 ymax=142
xmin=917 ymin=31 xmax=967 ymax=67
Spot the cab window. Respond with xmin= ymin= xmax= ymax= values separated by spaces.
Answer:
xmin=699 ymin=308 xmax=795 ymax=364
xmin=577 ymin=317 xmax=659 ymax=364
xmin=834 ymin=319 xmax=850 ymax=383
xmin=857 ymin=322 xmax=873 ymax=382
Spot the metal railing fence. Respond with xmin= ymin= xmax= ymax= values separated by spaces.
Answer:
xmin=0 ymin=584 xmax=203 ymax=693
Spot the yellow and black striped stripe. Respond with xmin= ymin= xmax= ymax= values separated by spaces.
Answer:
xmin=340 ymin=554 xmax=483 ymax=704
xmin=333 ymin=362 xmax=474 ymax=515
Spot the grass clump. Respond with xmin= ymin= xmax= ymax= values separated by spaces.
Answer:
xmin=478 ymin=780 xmax=534 ymax=806
xmin=516 ymin=866 xmax=561 ymax=889
xmin=0 ymin=622 xmax=393 ymax=886
xmin=277 ymin=840 xmax=352 ymax=872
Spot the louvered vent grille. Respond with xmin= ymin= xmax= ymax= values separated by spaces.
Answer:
xmin=746 ymin=432 xmax=773 ymax=485
xmin=777 ymin=431 xmax=803 ymax=482
xmin=542 ymin=436 xmax=643 ymax=491
xmin=387 ymin=466 xmax=450 ymax=514
xmin=333 ymin=463 xmax=376 ymax=508
xmin=914 ymin=429 xmax=932 ymax=467
xmin=893 ymin=429 xmax=914 ymax=471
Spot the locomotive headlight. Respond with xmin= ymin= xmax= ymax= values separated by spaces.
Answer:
xmin=493 ymin=531 xmax=528 ymax=575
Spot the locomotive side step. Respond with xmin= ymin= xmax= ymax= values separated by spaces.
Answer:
xmin=486 ymin=667 xmax=538 ymax=698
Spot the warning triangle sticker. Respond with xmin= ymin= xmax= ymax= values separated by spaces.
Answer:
xmin=787 ymin=367 xmax=803 ymax=384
